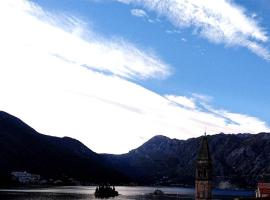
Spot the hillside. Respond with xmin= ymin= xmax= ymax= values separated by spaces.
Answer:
xmin=104 ymin=133 xmax=270 ymax=188
xmin=0 ymin=111 xmax=127 ymax=186
xmin=1 ymin=111 xmax=269 ymax=188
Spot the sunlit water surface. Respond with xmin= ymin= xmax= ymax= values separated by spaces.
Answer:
xmin=0 ymin=186 xmax=255 ymax=199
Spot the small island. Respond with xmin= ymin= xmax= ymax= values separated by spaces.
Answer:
xmin=94 ymin=184 xmax=119 ymax=198
xmin=153 ymin=189 xmax=164 ymax=195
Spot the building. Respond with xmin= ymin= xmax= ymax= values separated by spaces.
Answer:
xmin=11 ymin=171 xmax=41 ymax=184
xmin=195 ymin=133 xmax=212 ymax=200
xmin=256 ymin=173 xmax=270 ymax=198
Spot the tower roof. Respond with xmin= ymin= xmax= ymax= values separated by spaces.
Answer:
xmin=197 ymin=135 xmax=211 ymax=161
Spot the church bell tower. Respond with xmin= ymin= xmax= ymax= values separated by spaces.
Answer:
xmin=195 ymin=133 xmax=212 ymax=200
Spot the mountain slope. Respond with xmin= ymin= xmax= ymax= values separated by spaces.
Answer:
xmin=1 ymin=111 xmax=270 ymax=188
xmin=104 ymin=133 xmax=270 ymax=188
xmin=0 ymin=111 xmax=127 ymax=186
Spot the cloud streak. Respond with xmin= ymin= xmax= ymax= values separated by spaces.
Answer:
xmin=0 ymin=0 xmax=170 ymax=80
xmin=0 ymin=0 xmax=269 ymax=154
xmin=118 ymin=0 xmax=270 ymax=60
xmin=130 ymin=8 xmax=148 ymax=18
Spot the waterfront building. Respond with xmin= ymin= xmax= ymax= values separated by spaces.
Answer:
xmin=11 ymin=171 xmax=40 ymax=184
xmin=256 ymin=173 xmax=270 ymax=198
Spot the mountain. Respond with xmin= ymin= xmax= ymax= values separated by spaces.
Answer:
xmin=1 ymin=111 xmax=270 ymax=188
xmin=0 ymin=111 xmax=128 ymax=186
xmin=104 ymin=133 xmax=270 ymax=188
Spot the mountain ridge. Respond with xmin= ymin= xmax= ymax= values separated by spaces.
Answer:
xmin=0 ymin=111 xmax=128 ymax=186
xmin=0 ymin=111 xmax=270 ymax=188
xmin=103 ymin=132 xmax=270 ymax=188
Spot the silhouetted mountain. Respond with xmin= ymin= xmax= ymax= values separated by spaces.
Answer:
xmin=1 ymin=111 xmax=270 ymax=188
xmin=0 ymin=111 xmax=128 ymax=186
xmin=104 ymin=133 xmax=270 ymax=188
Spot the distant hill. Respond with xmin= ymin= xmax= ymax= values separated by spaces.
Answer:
xmin=0 ymin=111 xmax=128 ymax=186
xmin=0 ymin=111 xmax=269 ymax=188
xmin=103 ymin=133 xmax=270 ymax=188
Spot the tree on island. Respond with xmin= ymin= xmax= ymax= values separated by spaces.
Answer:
xmin=94 ymin=183 xmax=118 ymax=198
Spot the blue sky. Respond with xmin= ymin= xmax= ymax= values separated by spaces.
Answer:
xmin=35 ymin=0 xmax=270 ymax=122
xmin=0 ymin=0 xmax=270 ymax=153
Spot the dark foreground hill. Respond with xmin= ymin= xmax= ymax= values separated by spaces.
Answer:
xmin=104 ymin=133 xmax=270 ymax=188
xmin=0 ymin=111 xmax=128 ymax=186
xmin=0 ymin=111 xmax=270 ymax=188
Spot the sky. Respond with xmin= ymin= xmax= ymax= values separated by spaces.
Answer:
xmin=0 ymin=0 xmax=270 ymax=154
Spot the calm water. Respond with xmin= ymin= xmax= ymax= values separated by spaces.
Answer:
xmin=0 ymin=186 xmax=255 ymax=200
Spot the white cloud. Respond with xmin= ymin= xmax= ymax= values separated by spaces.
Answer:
xmin=192 ymin=93 xmax=213 ymax=103
xmin=130 ymin=8 xmax=160 ymax=24
xmin=130 ymin=8 xmax=148 ymax=18
xmin=118 ymin=0 xmax=270 ymax=60
xmin=181 ymin=38 xmax=187 ymax=42
xmin=0 ymin=0 xmax=269 ymax=154
xmin=0 ymin=0 xmax=170 ymax=80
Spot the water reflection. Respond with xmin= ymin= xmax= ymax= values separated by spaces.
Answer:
xmin=0 ymin=186 xmax=255 ymax=200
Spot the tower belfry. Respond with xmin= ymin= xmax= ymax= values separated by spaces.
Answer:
xmin=195 ymin=133 xmax=212 ymax=200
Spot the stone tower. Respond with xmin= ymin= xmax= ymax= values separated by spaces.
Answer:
xmin=195 ymin=133 xmax=212 ymax=200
